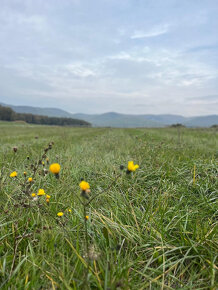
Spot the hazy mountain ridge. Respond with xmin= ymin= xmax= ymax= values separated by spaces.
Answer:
xmin=71 ymin=112 xmax=218 ymax=128
xmin=72 ymin=113 xmax=163 ymax=127
xmin=1 ymin=103 xmax=217 ymax=127
xmin=0 ymin=104 xmax=91 ymax=126
xmin=183 ymin=115 xmax=218 ymax=127
xmin=0 ymin=103 xmax=73 ymax=118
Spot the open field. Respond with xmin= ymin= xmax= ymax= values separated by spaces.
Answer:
xmin=0 ymin=122 xmax=217 ymax=289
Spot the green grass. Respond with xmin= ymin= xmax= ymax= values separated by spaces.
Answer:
xmin=0 ymin=123 xmax=217 ymax=289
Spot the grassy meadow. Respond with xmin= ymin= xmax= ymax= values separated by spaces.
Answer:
xmin=0 ymin=122 xmax=217 ymax=289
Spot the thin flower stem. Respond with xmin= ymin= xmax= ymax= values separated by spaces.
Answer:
xmin=74 ymin=192 xmax=85 ymax=206
xmin=83 ymin=204 xmax=90 ymax=288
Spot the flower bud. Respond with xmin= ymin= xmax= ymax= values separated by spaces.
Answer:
xmin=13 ymin=147 xmax=18 ymax=153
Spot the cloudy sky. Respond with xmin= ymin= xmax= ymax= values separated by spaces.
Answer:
xmin=0 ymin=0 xmax=218 ymax=116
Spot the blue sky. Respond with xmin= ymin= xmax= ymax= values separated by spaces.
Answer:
xmin=0 ymin=0 xmax=218 ymax=116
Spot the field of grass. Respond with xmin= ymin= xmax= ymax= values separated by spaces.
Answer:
xmin=0 ymin=122 xmax=217 ymax=289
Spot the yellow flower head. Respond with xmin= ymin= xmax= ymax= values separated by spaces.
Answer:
xmin=68 ymin=209 xmax=72 ymax=213
xmin=46 ymin=195 xmax=51 ymax=199
xmin=23 ymin=171 xmax=27 ymax=176
xmin=38 ymin=189 xmax=46 ymax=196
xmin=79 ymin=181 xmax=90 ymax=191
xmin=49 ymin=163 xmax=61 ymax=174
xmin=46 ymin=198 xmax=50 ymax=203
xmin=57 ymin=212 xmax=63 ymax=217
xmin=31 ymin=193 xmax=36 ymax=197
xmin=85 ymin=215 xmax=89 ymax=220
xmin=42 ymin=161 xmax=45 ymax=165
xmin=10 ymin=171 xmax=17 ymax=177
xmin=28 ymin=177 xmax=33 ymax=182
xmin=127 ymin=161 xmax=139 ymax=172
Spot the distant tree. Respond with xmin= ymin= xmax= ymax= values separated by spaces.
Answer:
xmin=170 ymin=123 xmax=185 ymax=128
xmin=0 ymin=105 xmax=91 ymax=127
xmin=210 ymin=124 xmax=218 ymax=129
xmin=0 ymin=105 xmax=15 ymax=121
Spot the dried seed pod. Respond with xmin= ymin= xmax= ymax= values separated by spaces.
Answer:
xmin=13 ymin=147 xmax=18 ymax=153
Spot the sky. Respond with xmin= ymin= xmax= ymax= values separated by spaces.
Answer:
xmin=0 ymin=0 xmax=218 ymax=116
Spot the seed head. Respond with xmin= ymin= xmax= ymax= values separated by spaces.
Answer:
xmin=13 ymin=147 xmax=18 ymax=153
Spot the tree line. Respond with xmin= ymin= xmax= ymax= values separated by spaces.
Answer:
xmin=0 ymin=105 xmax=91 ymax=127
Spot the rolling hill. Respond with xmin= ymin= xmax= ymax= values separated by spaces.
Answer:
xmin=0 ymin=103 xmax=73 ymax=118
xmin=71 ymin=112 xmax=218 ymax=128
xmin=1 ymin=102 xmax=217 ymax=127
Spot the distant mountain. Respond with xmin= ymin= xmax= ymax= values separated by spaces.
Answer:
xmin=184 ymin=115 xmax=218 ymax=127
xmin=142 ymin=114 xmax=187 ymax=125
xmin=1 ymin=102 xmax=217 ymax=127
xmin=0 ymin=104 xmax=91 ymax=127
xmin=72 ymin=112 xmax=163 ymax=127
xmin=0 ymin=103 xmax=74 ymax=118
xmin=72 ymin=112 xmax=218 ymax=128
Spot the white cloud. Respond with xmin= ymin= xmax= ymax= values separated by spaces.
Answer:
xmin=0 ymin=0 xmax=218 ymax=115
xmin=65 ymin=63 xmax=96 ymax=77
xmin=0 ymin=9 xmax=47 ymax=32
xmin=16 ymin=15 xmax=46 ymax=31
xmin=106 ymin=46 xmax=218 ymax=90
xmin=131 ymin=24 xmax=169 ymax=39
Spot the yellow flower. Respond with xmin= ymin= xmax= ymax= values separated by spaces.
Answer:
xmin=79 ymin=181 xmax=90 ymax=191
xmin=68 ymin=209 xmax=72 ymax=213
xmin=85 ymin=215 xmax=89 ymax=220
xmin=38 ymin=189 xmax=46 ymax=196
xmin=28 ymin=177 xmax=33 ymax=182
xmin=127 ymin=161 xmax=139 ymax=172
xmin=46 ymin=195 xmax=51 ymax=199
xmin=42 ymin=161 xmax=45 ymax=165
xmin=46 ymin=198 xmax=50 ymax=203
xmin=10 ymin=171 xmax=17 ymax=177
xmin=57 ymin=212 xmax=63 ymax=217
xmin=31 ymin=193 xmax=36 ymax=197
xmin=23 ymin=171 xmax=27 ymax=176
xmin=49 ymin=163 xmax=61 ymax=174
